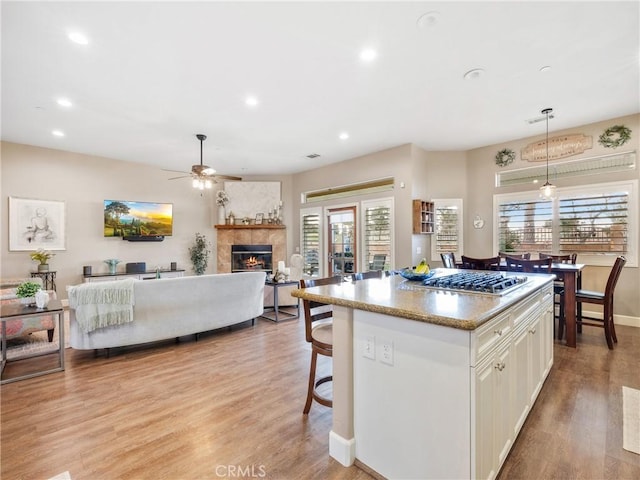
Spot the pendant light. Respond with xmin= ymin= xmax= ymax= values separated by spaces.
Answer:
xmin=540 ymin=107 xmax=556 ymax=199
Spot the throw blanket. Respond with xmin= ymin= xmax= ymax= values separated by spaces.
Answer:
xmin=68 ymin=278 xmax=135 ymax=333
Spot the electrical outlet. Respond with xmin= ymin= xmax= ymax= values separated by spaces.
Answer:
xmin=380 ymin=338 xmax=394 ymax=365
xmin=363 ymin=335 xmax=375 ymax=360
xmin=416 ymin=247 xmax=422 ymax=254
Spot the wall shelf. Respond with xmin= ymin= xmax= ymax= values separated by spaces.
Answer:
xmin=412 ymin=200 xmax=434 ymax=234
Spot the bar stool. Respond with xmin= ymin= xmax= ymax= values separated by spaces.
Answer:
xmin=299 ymin=276 xmax=343 ymax=414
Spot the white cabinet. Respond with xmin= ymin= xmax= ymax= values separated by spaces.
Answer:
xmin=473 ymin=285 xmax=553 ymax=480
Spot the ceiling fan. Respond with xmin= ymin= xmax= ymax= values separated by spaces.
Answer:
xmin=166 ymin=134 xmax=241 ymax=189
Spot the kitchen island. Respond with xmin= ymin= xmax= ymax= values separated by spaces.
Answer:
xmin=292 ymin=269 xmax=554 ymax=480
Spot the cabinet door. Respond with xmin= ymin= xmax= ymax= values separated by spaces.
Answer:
xmin=494 ymin=341 xmax=513 ymax=468
xmin=512 ymin=325 xmax=530 ymax=435
xmin=528 ymin=314 xmax=544 ymax=403
xmin=475 ymin=356 xmax=497 ymax=480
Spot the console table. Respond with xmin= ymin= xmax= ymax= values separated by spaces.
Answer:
xmin=261 ymin=280 xmax=300 ymax=322
xmin=30 ymin=271 xmax=56 ymax=291
xmin=1 ymin=299 xmax=65 ymax=384
xmin=83 ymin=269 xmax=185 ymax=283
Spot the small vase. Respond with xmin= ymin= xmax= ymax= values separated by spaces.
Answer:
xmin=38 ymin=263 xmax=49 ymax=272
xmin=218 ymin=206 xmax=226 ymax=225
xmin=35 ymin=290 xmax=50 ymax=308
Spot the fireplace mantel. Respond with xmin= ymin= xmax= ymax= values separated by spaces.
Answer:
xmin=214 ymin=224 xmax=285 ymax=230
xmin=216 ymin=225 xmax=286 ymax=273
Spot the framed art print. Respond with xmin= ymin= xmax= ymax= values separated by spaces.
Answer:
xmin=255 ymin=213 xmax=264 ymax=225
xmin=9 ymin=196 xmax=66 ymax=251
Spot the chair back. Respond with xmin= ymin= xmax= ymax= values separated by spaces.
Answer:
xmin=353 ymin=270 xmax=382 ymax=281
xmin=370 ymin=254 xmax=386 ymax=271
xmin=440 ymin=252 xmax=457 ymax=268
xmin=539 ymin=253 xmax=577 ymax=264
xmin=505 ymin=256 xmax=552 ymax=273
xmin=461 ymin=255 xmax=501 ymax=270
xmin=605 ymin=256 xmax=626 ymax=299
xmin=299 ymin=276 xmax=343 ymax=343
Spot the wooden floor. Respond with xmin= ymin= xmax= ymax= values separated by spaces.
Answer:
xmin=1 ymin=316 xmax=639 ymax=480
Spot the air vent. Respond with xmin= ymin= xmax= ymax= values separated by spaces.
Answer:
xmin=526 ymin=113 xmax=555 ymax=125
xmin=306 ymin=153 xmax=320 ymax=159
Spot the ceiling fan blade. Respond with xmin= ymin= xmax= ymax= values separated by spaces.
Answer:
xmin=168 ymin=175 xmax=191 ymax=180
xmin=163 ymin=168 xmax=190 ymax=174
xmin=214 ymin=175 xmax=242 ymax=181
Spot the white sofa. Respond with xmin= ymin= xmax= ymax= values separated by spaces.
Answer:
xmin=68 ymin=272 xmax=266 ymax=350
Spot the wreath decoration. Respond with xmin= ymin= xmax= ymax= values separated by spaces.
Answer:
xmin=495 ymin=148 xmax=516 ymax=167
xmin=598 ymin=125 xmax=631 ymax=149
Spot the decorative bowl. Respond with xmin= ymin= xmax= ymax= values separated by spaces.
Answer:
xmin=399 ymin=269 xmax=435 ymax=281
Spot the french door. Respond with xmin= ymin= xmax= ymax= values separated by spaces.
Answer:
xmin=327 ymin=206 xmax=356 ymax=276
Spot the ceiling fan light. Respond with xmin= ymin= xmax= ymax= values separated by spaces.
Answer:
xmin=192 ymin=178 xmax=200 ymax=188
xmin=205 ymin=179 xmax=213 ymax=189
xmin=203 ymin=167 xmax=216 ymax=175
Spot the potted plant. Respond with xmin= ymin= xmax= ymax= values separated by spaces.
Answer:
xmin=189 ymin=232 xmax=211 ymax=275
xmin=216 ymin=190 xmax=229 ymax=225
xmin=16 ymin=281 xmax=41 ymax=306
xmin=30 ymin=248 xmax=55 ymax=272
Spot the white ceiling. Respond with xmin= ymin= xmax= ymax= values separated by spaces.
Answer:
xmin=2 ymin=1 xmax=639 ymax=177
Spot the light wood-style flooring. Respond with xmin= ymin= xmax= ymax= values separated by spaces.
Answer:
xmin=1 ymin=315 xmax=639 ymax=480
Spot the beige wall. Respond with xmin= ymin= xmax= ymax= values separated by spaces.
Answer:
xmin=466 ymin=113 xmax=640 ymax=319
xmin=3 ymin=113 xmax=638 ymax=319
xmin=1 ymin=142 xmax=219 ymax=297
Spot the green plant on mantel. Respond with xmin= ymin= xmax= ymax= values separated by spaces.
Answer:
xmin=189 ymin=232 xmax=211 ymax=275
xmin=16 ymin=281 xmax=41 ymax=298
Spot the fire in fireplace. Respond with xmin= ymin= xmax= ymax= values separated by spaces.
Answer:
xmin=231 ymin=244 xmax=273 ymax=273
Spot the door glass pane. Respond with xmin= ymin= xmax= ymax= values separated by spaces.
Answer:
xmin=329 ymin=209 xmax=355 ymax=275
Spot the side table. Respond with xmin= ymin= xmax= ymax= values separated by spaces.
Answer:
xmin=1 ymin=299 xmax=65 ymax=384
xmin=261 ymin=280 xmax=300 ymax=322
xmin=30 ymin=271 xmax=57 ymax=292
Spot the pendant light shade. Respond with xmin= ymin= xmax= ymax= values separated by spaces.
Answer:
xmin=540 ymin=107 xmax=556 ymax=199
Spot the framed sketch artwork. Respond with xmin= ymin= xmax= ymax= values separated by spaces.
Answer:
xmin=9 ymin=197 xmax=66 ymax=251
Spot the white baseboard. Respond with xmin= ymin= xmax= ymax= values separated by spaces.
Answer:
xmin=582 ymin=309 xmax=640 ymax=328
xmin=329 ymin=430 xmax=355 ymax=467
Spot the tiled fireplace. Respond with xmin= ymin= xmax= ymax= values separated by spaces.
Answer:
xmin=215 ymin=225 xmax=286 ymax=274
xmin=231 ymin=244 xmax=273 ymax=273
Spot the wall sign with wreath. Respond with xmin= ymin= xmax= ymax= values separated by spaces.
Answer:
xmin=495 ymin=148 xmax=516 ymax=167
xmin=598 ymin=125 xmax=632 ymax=149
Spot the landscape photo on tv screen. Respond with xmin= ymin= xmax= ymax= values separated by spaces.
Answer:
xmin=104 ymin=200 xmax=173 ymax=237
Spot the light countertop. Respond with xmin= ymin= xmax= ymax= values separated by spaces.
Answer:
xmin=291 ymin=269 xmax=554 ymax=330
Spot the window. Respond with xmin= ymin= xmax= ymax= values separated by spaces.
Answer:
xmin=361 ymin=198 xmax=394 ymax=271
xmin=431 ymin=199 xmax=463 ymax=260
xmin=494 ymin=180 xmax=638 ymax=266
xmin=300 ymin=207 xmax=322 ymax=277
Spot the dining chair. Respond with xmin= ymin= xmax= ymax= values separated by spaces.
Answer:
xmin=353 ymin=270 xmax=382 ymax=281
xmin=460 ymin=255 xmax=501 ymax=270
xmin=370 ymin=254 xmax=387 ymax=271
xmin=299 ymin=275 xmax=343 ymax=414
xmin=504 ymin=256 xmax=552 ymax=273
xmin=440 ymin=252 xmax=457 ymax=269
xmin=539 ymin=253 xmax=578 ymax=335
xmin=562 ymin=256 xmax=626 ymax=349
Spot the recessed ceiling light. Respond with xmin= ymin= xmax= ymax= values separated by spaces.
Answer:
xmin=540 ymin=66 xmax=552 ymax=73
xmin=417 ymin=11 xmax=441 ymax=29
xmin=68 ymin=32 xmax=89 ymax=45
xmin=56 ymin=98 xmax=72 ymax=108
xmin=463 ymin=68 xmax=485 ymax=80
xmin=245 ymin=96 xmax=259 ymax=107
xmin=339 ymin=132 xmax=349 ymax=140
xmin=360 ymin=48 xmax=377 ymax=62
xmin=52 ymin=130 xmax=65 ymax=137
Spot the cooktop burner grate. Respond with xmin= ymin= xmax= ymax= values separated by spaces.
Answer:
xmin=423 ymin=272 xmax=528 ymax=295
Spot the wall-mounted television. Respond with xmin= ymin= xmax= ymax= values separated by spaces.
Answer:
xmin=104 ymin=200 xmax=173 ymax=239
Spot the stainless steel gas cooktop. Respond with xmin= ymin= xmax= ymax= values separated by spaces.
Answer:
xmin=422 ymin=271 xmax=528 ymax=296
